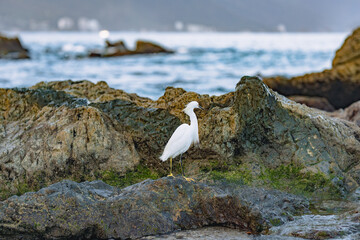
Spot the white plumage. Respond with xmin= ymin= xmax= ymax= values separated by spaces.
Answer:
xmin=160 ymin=101 xmax=202 ymax=178
xmin=160 ymin=101 xmax=200 ymax=161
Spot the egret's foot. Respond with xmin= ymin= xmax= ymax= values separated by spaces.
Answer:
xmin=183 ymin=176 xmax=195 ymax=182
xmin=167 ymin=173 xmax=174 ymax=178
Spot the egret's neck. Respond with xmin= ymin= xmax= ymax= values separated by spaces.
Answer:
xmin=185 ymin=107 xmax=200 ymax=145
xmin=186 ymin=109 xmax=198 ymax=128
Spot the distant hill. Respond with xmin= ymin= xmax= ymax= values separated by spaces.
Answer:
xmin=0 ymin=0 xmax=359 ymax=32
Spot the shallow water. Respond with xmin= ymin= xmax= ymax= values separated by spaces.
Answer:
xmin=0 ymin=31 xmax=347 ymax=99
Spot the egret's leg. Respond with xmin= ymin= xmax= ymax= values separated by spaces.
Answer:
xmin=179 ymin=154 xmax=184 ymax=176
xmin=180 ymin=154 xmax=195 ymax=182
xmin=167 ymin=157 xmax=174 ymax=177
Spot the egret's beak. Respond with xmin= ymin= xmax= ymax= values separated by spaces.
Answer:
xmin=199 ymin=106 xmax=204 ymax=110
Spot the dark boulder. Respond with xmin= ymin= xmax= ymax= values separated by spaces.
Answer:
xmin=0 ymin=177 xmax=309 ymax=239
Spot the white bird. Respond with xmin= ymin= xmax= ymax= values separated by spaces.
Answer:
xmin=160 ymin=101 xmax=203 ymax=180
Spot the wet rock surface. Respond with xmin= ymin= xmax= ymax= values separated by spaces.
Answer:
xmin=142 ymin=227 xmax=304 ymax=240
xmin=89 ymin=39 xmax=173 ymax=58
xmin=0 ymin=33 xmax=29 ymax=59
xmin=0 ymin=177 xmax=309 ymax=239
xmin=141 ymin=226 xmax=255 ymax=240
xmin=264 ymin=27 xmax=360 ymax=109
xmin=270 ymin=209 xmax=360 ymax=239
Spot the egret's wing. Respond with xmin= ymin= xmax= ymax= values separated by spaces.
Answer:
xmin=165 ymin=124 xmax=189 ymax=150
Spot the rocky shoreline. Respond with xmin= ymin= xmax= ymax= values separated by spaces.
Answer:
xmin=1 ymin=27 xmax=360 ymax=239
xmin=1 ymin=76 xmax=360 ymax=239
xmin=2 ymin=76 xmax=360 ymax=199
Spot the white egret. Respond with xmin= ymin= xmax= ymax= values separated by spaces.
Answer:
xmin=160 ymin=101 xmax=203 ymax=181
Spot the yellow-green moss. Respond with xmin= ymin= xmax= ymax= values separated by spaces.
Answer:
xmin=269 ymin=218 xmax=282 ymax=226
xmin=259 ymin=164 xmax=341 ymax=198
xmin=99 ymin=165 xmax=160 ymax=188
xmin=16 ymin=181 xmax=32 ymax=196
xmin=0 ymin=165 xmax=160 ymax=201
xmin=0 ymin=179 xmax=33 ymax=200
xmin=207 ymin=162 xmax=342 ymax=199
xmin=209 ymin=164 xmax=253 ymax=185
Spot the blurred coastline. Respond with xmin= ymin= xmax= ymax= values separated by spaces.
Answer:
xmin=0 ymin=31 xmax=347 ymax=99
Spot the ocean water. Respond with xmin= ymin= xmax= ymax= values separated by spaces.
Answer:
xmin=0 ymin=31 xmax=347 ymax=99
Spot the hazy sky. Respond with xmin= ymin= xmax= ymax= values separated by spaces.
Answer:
xmin=0 ymin=0 xmax=359 ymax=32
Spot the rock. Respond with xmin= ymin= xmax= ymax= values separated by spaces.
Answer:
xmin=327 ymin=101 xmax=360 ymax=127
xmin=141 ymin=228 xmax=305 ymax=240
xmin=0 ymin=33 xmax=30 ymax=59
xmin=134 ymin=40 xmax=174 ymax=54
xmin=288 ymin=96 xmax=335 ymax=112
xmin=141 ymin=226 xmax=255 ymax=240
xmin=90 ymin=99 xmax=182 ymax=170
xmin=0 ymin=88 xmax=141 ymax=194
xmin=235 ymin=77 xmax=360 ymax=194
xmin=154 ymin=76 xmax=360 ymax=195
xmin=270 ymin=210 xmax=360 ymax=239
xmin=269 ymin=187 xmax=360 ymax=240
xmin=105 ymin=39 xmax=128 ymax=49
xmin=263 ymin=27 xmax=360 ymax=109
xmin=103 ymin=39 xmax=131 ymax=57
xmin=30 ymin=80 xmax=153 ymax=105
xmin=332 ymin=27 xmax=360 ymax=67
xmin=0 ymin=177 xmax=309 ymax=239
xmin=89 ymin=39 xmax=174 ymax=58
xmin=0 ymin=85 xmax=180 ymax=197
xmin=1 ymin=76 xmax=360 ymax=199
